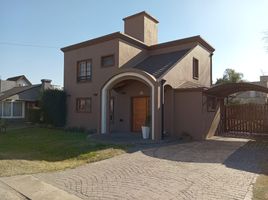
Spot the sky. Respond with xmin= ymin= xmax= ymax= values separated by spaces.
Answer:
xmin=0 ymin=0 xmax=268 ymax=86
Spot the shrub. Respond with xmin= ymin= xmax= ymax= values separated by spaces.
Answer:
xmin=28 ymin=108 xmax=41 ymax=123
xmin=41 ymin=89 xmax=67 ymax=127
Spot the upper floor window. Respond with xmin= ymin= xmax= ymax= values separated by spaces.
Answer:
xmin=101 ymin=55 xmax=115 ymax=67
xmin=193 ymin=58 xmax=199 ymax=80
xmin=77 ymin=59 xmax=92 ymax=82
xmin=76 ymin=97 xmax=91 ymax=113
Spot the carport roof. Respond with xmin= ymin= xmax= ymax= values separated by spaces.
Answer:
xmin=204 ymin=82 xmax=268 ymax=97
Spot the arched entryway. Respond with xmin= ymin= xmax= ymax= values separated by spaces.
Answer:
xmin=101 ymin=72 xmax=156 ymax=139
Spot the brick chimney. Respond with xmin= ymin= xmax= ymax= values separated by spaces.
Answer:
xmin=123 ymin=11 xmax=159 ymax=46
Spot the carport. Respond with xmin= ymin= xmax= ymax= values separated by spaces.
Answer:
xmin=204 ymin=82 xmax=268 ymax=137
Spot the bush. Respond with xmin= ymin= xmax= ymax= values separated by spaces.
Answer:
xmin=41 ymin=90 xmax=67 ymax=127
xmin=28 ymin=108 xmax=41 ymax=123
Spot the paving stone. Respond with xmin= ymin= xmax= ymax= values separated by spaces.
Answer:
xmin=34 ymin=137 xmax=267 ymax=200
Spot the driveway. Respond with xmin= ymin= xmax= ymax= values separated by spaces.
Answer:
xmin=30 ymin=137 xmax=267 ymax=200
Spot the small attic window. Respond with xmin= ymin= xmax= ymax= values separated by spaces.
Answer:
xmin=101 ymin=55 xmax=115 ymax=67
xmin=193 ymin=58 xmax=199 ymax=80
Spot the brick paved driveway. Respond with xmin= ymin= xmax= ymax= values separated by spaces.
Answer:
xmin=35 ymin=137 xmax=268 ymax=200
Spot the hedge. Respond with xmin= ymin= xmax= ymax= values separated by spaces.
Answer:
xmin=40 ymin=90 xmax=66 ymax=127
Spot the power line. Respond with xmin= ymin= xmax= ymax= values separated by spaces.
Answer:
xmin=0 ymin=42 xmax=60 ymax=49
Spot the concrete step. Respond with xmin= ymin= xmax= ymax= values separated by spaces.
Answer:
xmin=0 ymin=175 xmax=82 ymax=200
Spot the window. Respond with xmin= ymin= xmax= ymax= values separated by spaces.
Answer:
xmin=109 ymin=97 xmax=115 ymax=123
xmin=101 ymin=55 xmax=114 ymax=67
xmin=193 ymin=58 xmax=199 ymax=80
xmin=3 ymin=102 xmax=11 ymax=117
xmin=76 ymin=98 xmax=91 ymax=113
xmin=0 ymin=101 xmax=24 ymax=118
xmin=77 ymin=60 xmax=92 ymax=82
xmin=13 ymin=101 xmax=23 ymax=117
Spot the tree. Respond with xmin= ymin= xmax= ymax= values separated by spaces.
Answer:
xmin=216 ymin=68 xmax=244 ymax=84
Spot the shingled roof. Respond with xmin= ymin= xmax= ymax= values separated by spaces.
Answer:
xmin=6 ymin=75 xmax=32 ymax=85
xmin=133 ymin=48 xmax=191 ymax=78
xmin=0 ymin=84 xmax=41 ymax=101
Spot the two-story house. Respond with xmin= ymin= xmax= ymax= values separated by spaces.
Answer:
xmin=62 ymin=11 xmax=216 ymax=140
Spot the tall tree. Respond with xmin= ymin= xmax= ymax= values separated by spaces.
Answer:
xmin=216 ymin=68 xmax=244 ymax=84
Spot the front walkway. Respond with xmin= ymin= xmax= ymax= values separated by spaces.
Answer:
xmin=28 ymin=136 xmax=267 ymax=200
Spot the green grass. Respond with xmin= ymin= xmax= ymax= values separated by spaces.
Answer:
xmin=253 ymin=163 xmax=268 ymax=200
xmin=0 ymin=127 xmax=126 ymax=176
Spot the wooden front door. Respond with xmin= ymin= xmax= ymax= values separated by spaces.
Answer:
xmin=132 ymin=97 xmax=149 ymax=132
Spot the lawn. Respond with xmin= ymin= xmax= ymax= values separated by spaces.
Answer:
xmin=0 ymin=127 xmax=126 ymax=176
xmin=253 ymin=162 xmax=268 ymax=200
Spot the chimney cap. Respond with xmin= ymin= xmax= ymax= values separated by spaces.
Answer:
xmin=41 ymin=79 xmax=52 ymax=83
xmin=123 ymin=11 xmax=159 ymax=23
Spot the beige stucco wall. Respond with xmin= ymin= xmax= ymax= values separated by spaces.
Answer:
xmin=64 ymin=39 xmax=120 ymax=131
xmin=163 ymin=45 xmax=212 ymax=88
xmin=150 ymin=43 xmax=196 ymax=56
xmin=118 ymin=39 xmax=147 ymax=68
xmin=124 ymin=15 xmax=145 ymax=44
xmin=172 ymin=91 xmax=217 ymax=140
xmin=63 ymin=33 xmax=213 ymax=140
xmin=63 ymin=38 xmax=161 ymax=138
xmin=124 ymin=14 xmax=157 ymax=46
xmin=144 ymin=16 xmax=158 ymax=46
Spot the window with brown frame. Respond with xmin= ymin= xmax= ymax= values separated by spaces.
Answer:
xmin=76 ymin=98 xmax=91 ymax=113
xmin=193 ymin=58 xmax=199 ymax=80
xmin=77 ymin=59 xmax=92 ymax=82
xmin=101 ymin=55 xmax=114 ymax=67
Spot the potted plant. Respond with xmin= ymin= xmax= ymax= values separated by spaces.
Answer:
xmin=142 ymin=115 xmax=151 ymax=139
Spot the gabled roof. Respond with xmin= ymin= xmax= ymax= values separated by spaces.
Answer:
xmin=61 ymin=32 xmax=148 ymax=52
xmin=61 ymin=32 xmax=215 ymax=53
xmin=6 ymin=75 xmax=32 ymax=85
xmin=0 ymin=84 xmax=41 ymax=101
xmin=133 ymin=48 xmax=192 ymax=78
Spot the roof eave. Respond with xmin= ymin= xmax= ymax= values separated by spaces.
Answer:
xmin=61 ymin=32 xmax=148 ymax=52
xmin=149 ymin=35 xmax=215 ymax=53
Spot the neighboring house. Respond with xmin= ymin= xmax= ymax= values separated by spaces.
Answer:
xmin=0 ymin=77 xmax=52 ymax=120
xmin=232 ymin=76 xmax=268 ymax=104
xmin=63 ymin=11 xmax=216 ymax=140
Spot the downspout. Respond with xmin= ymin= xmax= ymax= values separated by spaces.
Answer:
xmin=160 ymin=79 xmax=166 ymax=140
xmin=210 ymin=53 xmax=213 ymax=86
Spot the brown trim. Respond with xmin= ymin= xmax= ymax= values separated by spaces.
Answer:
xmin=131 ymin=96 xmax=150 ymax=132
xmin=61 ymin=32 xmax=214 ymax=54
xmin=76 ymin=97 xmax=92 ymax=113
xmin=210 ymin=53 xmax=213 ymax=86
xmin=123 ymin=11 xmax=159 ymax=23
xmin=101 ymin=54 xmax=115 ymax=67
xmin=77 ymin=59 xmax=92 ymax=83
xmin=149 ymin=35 xmax=215 ymax=52
xmin=61 ymin=32 xmax=148 ymax=52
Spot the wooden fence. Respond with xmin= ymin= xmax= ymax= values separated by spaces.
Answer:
xmin=225 ymin=104 xmax=268 ymax=133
